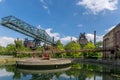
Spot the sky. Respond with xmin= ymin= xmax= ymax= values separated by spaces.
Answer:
xmin=0 ymin=0 xmax=120 ymax=47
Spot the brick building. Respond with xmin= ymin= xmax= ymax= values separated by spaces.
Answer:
xmin=103 ymin=23 xmax=120 ymax=59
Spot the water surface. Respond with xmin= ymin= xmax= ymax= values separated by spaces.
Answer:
xmin=0 ymin=63 xmax=120 ymax=80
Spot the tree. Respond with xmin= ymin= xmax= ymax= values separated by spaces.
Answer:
xmin=5 ymin=44 xmax=16 ymax=55
xmin=14 ymin=38 xmax=30 ymax=51
xmin=14 ymin=38 xmax=31 ymax=57
xmin=0 ymin=46 xmax=3 ymax=51
xmin=53 ymin=40 xmax=65 ymax=58
xmin=83 ymin=42 xmax=98 ymax=59
xmin=0 ymin=46 xmax=6 ymax=55
xmin=95 ymin=41 xmax=103 ymax=59
xmin=56 ymin=40 xmax=64 ymax=50
xmin=64 ymin=41 xmax=81 ymax=58
xmin=95 ymin=41 xmax=102 ymax=48
xmin=14 ymin=38 xmax=23 ymax=51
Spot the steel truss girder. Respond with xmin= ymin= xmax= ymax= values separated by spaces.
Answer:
xmin=1 ymin=16 xmax=55 ymax=45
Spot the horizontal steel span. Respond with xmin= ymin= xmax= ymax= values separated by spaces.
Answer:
xmin=16 ymin=48 xmax=114 ymax=54
xmin=0 ymin=16 xmax=55 ymax=45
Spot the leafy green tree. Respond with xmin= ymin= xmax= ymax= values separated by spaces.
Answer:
xmin=64 ymin=41 xmax=81 ymax=58
xmin=14 ymin=38 xmax=30 ymax=51
xmin=95 ymin=41 xmax=102 ymax=48
xmin=14 ymin=38 xmax=31 ymax=57
xmin=53 ymin=40 xmax=65 ymax=58
xmin=5 ymin=44 xmax=16 ymax=55
xmin=56 ymin=40 xmax=64 ymax=50
xmin=0 ymin=38 xmax=31 ymax=57
xmin=0 ymin=46 xmax=3 ymax=51
xmin=95 ymin=41 xmax=103 ymax=59
xmin=36 ymin=46 xmax=42 ymax=51
xmin=83 ymin=42 xmax=98 ymax=59
xmin=0 ymin=46 xmax=6 ymax=55
xmin=14 ymin=38 xmax=23 ymax=51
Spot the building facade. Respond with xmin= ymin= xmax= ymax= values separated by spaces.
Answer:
xmin=103 ymin=23 xmax=120 ymax=59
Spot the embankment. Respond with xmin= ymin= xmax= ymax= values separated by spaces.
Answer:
xmin=72 ymin=58 xmax=120 ymax=66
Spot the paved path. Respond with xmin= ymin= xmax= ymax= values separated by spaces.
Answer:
xmin=0 ymin=55 xmax=13 ymax=58
xmin=16 ymin=58 xmax=71 ymax=66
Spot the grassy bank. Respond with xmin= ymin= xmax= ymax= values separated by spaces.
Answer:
xmin=0 ymin=57 xmax=30 ymax=64
xmin=0 ymin=58 xmax=20 ymax=64
xmin=72 ymin=58 xmax=120 ymax=66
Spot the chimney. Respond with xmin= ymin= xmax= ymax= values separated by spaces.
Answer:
xmin=94 ymin=31 xmax=96 ymax=45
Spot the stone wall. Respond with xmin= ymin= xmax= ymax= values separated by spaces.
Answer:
xmin=103 ymin=23 xmax=120 ymax=59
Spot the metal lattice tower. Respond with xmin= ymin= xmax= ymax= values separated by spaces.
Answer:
xmin=0 ymin=15 xmax=55 ymax=46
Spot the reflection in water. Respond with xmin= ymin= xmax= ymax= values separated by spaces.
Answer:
xmin=17 ymin=66 xmax=71 ymax=74
xmin=0 ymin=69 xmax=14 ymax=77
xmin=0 ymin=63 xmax=120 ymax=80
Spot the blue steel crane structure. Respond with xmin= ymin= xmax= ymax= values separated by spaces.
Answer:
xmin=0 ymin=16 xmax=55 ymax=47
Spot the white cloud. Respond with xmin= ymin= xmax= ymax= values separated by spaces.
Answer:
xmin=0 ymin=69 xmax=14 ymax=77
xmin=45 ymin=28 xmax=60 ymax=40
xmin=59 ymin=73 xmax=75 ymax=79
xmin=0 ymin=36 xmax=15 ymax=47
xmin=43 ymin=5 xmax=48 ymax=9
xmin=59 ymin=73 xmax=70 ymax=79
xmin=60 ymin=36 xmax=77 ymax=44
xmin=77 ymin=0 xmax=118 ymax=14
xmin=86 ymin=33 xmax=103 ymax=42
xmin=0 ymin=28 xmax=103 ymax=47
xmin=40 ymin=0 xmax=50 ymax=14
xmin=0 ymin=26 xmax=103 ymax=47
xmin=37 ymin=25 xmax=43 ymax=29
xmin=77 ymin=24 xmax=83 ymax=28
xmin=40 ymin=0 xmax=45 ymax=4
xmin=105 ymin=25 xmax=116 ymax=32
xmin=42 ymin=5 xmax=50 ymax=14
xmin=45 ymin=28 xmax=103 ymax=44
xmin=45 ymin=28 xmax=77 ymax=44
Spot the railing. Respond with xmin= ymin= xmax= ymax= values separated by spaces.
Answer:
xmin=16 ymin=48 xmax=114 ymax=54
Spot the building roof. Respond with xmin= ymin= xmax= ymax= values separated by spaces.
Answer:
xmin=103 ymin=23 xmax=120 ymax=38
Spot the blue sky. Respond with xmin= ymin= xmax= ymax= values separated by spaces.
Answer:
xmin=0 ymin=0 xmax=120 ymax=46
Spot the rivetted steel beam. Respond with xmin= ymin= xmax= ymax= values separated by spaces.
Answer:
xmin=0 ymin=16 xmax=55 ymax=45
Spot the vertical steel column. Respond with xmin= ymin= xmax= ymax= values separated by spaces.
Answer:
xmin=94 ymin=31 xmax=96 ymax=46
